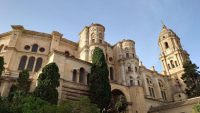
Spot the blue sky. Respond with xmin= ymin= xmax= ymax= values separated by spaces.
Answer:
xmin=0 ymin=0 xmax=199 ymax=72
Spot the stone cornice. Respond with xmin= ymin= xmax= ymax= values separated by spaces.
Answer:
xmin=112 ymin=39 xmax=135 ymax=48
xmin=11 ymin=25 xmax=24 ymax=30
xmin=23 ymin=30 xmax=52 ymax=38
xmin=78 ymin=26 xmax=89 ymax=35
xmin=142 ymin=66 xmax=166 ymax=77
xmin=0 ymin=31 xmax=12 ymax=38
xmin=51 ymin=50 xmax=92 ymax=65
xmin=60 ymin=38 xmax=78 ymax=48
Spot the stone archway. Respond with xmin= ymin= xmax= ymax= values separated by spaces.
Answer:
xmin=111 ymin=83 xmax=131 ymax=102
xmin=107 ymin=89 xmax=128 ymax=113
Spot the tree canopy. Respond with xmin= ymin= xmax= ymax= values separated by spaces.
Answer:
xmin=34 ymin=62 xmax=60 ymax=104
xmin=181 ymin=60 xmax=200 ymax=98
xmin=89 ymin=47 xmax=111 ymax=111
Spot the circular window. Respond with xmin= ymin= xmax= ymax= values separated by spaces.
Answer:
xmin=24 ymin=45 xmax=30 ymax=50
xmin=65 ymin=51 xmax=70 ymax=56
xmin=109 ymin=57 xmax=113 ymax=62
xmin=4 ymin=46 xmax=8 ymax=50
xmin=39 ymin=47 xmax=45 ymax=52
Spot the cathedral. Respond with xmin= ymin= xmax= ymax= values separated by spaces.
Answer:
xmin=0 ymin=23 xmax=199 ymax=113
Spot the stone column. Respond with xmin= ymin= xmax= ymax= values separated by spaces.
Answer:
xmin=154 ymin=78 xmax=162 ymax=100
xmin=120 ymin=60 xmax=126 ymax=85
xmin=142 ymin=73 xmax=150 ymax=96
xmin=1 ymin=81 xmax=12 ymax=97
xmin=50 ymin=31 xmax=62 ymax=52
xmin=5 ymin=25 xmax=24 ymax=70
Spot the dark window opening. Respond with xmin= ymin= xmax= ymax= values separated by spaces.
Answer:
xmin=109 ymin=57 xmax=113 ymax=62
xmin=170 ymin=60 xmax=175 ymax=68
xmin=34 ymin=57 xmax=43 ymax=72
xmin=126 ymin=53 xmax=129 ymax=58
xmin=137 ymin=80 xmax=140 ymax=86
xmin=164 ymin=42 xmax=169 ymax=49
xmin=110 ymin=67 xmax=114 ymax=80
xmin=32 ymin=44 xmax=38 ymax=52
xmin=72 ymin=70 xmax=77 ymax=82
xmin=27 ymin=56 xmax=35 ymax=71
xmin=135 ymin=67 xmax=137 ymax=72
xmin=128 ymin=66 xmax=132 ymax=72
xmin=39 ymin=47 xmax=45 ymax=52
xmin=168 ymin=64 xmax=171 ymax=69
xmin=65 ymin=51 xmax=70 ymax=57
xmin=99 ymin=39 xmax=102 ymax=43
xmin=130 ymin=80 xmax=133 ymax=86
xmin=175 ymin=61 xmax=178 ymax=67
xmin=24 ymin=45 xmax=30 ymax=50
xmin=146 ymin=78 xmax=150 ymax=84
xmin=161 ymin=91 xmax=167 ymax=100
xmin=79 ymin=68 xmax=85 ymax=83
xmin=92 ymin=39 xmax=95 ymax=43
xmin=0 ymin=45 xmax=4 ymax=52
xmin=149 ymin=87 xmax=155 ymax=97
xmin=18 ymin=56 xmax=27 ymax=70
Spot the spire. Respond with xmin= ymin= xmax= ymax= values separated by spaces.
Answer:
xmin=161 ymin=20 xmax=167 ymax=30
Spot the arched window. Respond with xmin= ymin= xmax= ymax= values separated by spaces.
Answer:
xmin=175 ymin=61 xmax=178 ymax=67
xmin=126 ymin=53 xmax=129 ymax=58
xmin=170 ymin=60 xmax=175 ymax=68
xmin=146 ymin=77 xmax=152 ymax=85
xmin=161 ymin=91 xmax=167 ymax=100
xmin=18 ymin=55 xmax=27 ymax=70
xmin=27 ymin=56 xmax=35 ymax=71
xmin=159 ymin=80 xmax=167 ymax=100
xmin=168 ymin=64 xmax=171 ymax=69
xmin=149 ymin=87 xmax=155 ymax=97
xmin=34 ymin=57 xmax=43 ymax=72
xmin=72 ymin=70 xmax=77 ymax=82
xmin=0 ymin=45 xmax=4 ymax=52
xmin=110 ymin=67 xmax=114 ymax=80
xmin=79 ymin=68 xmax=85 ymax=83
xmin=164 ymin=42 xmax=169 ymax=49
xmin=92 ymin=39 xmax=95 ymax=43
xmin=130 ymin=80 xmax=133 ymax=86
xmin=135 ymin=67 xmax=138 ymax=72
xmin=32 ymin=44 xmax=39 ymax=52
xmin=99 ymin=39 xmax=102 ymax=43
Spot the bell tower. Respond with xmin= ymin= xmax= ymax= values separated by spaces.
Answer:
xmin=158 ymin=24 xmax=189 ymax=76
xmin=158 ymin=24 xmax=190 ymax=101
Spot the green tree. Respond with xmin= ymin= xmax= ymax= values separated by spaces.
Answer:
xmin=181 ymin=60 xmax=200 ymax=98
xmin=193 ymin=103 xmax=200 ymax=113
xmin=17 ymin=70 xmax=31 ymax=93
xmin=114 ymin=95 xmax=127 ymax=113
xmin=34 ymin=62 xmax=60 ymax=104
xmin=8 ymin=70 xmax=30 ymax=102
xmin=89 ymin=47 xmax=111 ymax=111
xmin=0 ymin=56 xmax=5 ymax=77
xmin=58 ymin=96 xmax=100 ymax=113
xmin=20 ymin=96 xmax=57 ymax=113
xmin=0 ymin=97 xmax=12 ymax=113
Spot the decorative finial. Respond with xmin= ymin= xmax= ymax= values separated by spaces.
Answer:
xmin=161 ymin=20 xmax=167 ymax=29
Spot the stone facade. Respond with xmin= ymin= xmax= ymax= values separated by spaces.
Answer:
xmin=0 ymin=23 xmax=196 ymax=113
